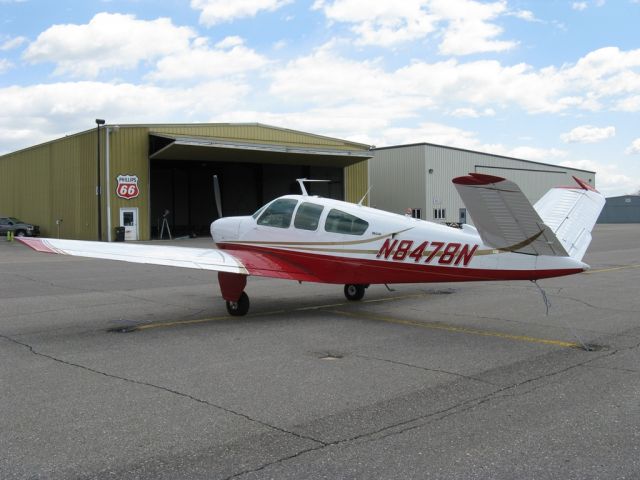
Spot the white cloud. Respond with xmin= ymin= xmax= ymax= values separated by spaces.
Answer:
xmin=312 ymin=0 xmax=438 ymax=47
xmin=572 ymin=2 xmax=588 ymax=10
xmin=625 ymin=138 xmax=640 ymax=154
xmin=23 ymin=13 xmax=195 ymax=78
xmin=560 ymin=125 xmax=615 ymax=143
xmin=313 ymin=0 xmax=516 ymax=54
xmin=0 ymin=58 xmax=12 ymax=74
xmin=191 ymin=0 xmax=292 ymax=26
xmin=508 ymin=10 xmax=538 ymax=22
xmin=615 ymin=95 xmax=640 ymax=111
xmin=1 ymin=36 xmax=27 ymax=51
xmin=147 ymin=36 xmax=268 ymax=82
xmin=268 ymin=44 xmax=640 ymax=118
xmin=0 ymin=81 xmax=249 ymax=153
xmin=449 ymin=107 xmax=495 ymax=117
xmin=432 ymin=0 xmax=516 ymax=55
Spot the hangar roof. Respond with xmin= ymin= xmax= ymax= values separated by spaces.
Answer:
xmin=373 ymin=142 xmax=595 ymax=174
xmin=148 ymin=133 xmax=373 ymax=167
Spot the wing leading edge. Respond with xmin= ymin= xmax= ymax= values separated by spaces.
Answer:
xmin=17 ymin=237 xmax=322 ymax=282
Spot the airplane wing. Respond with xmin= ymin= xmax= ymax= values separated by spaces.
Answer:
xmin=452 ymin=173 xmax=569 ymax=256
xmin=16 ymin=237 xmax=321 ymax=282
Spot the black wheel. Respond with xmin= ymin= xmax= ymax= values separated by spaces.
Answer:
xmin=226 ymin=292 xmax=250 ymax=316
xmin=344 ymin=284 xmax=366 ymax=301
xmin=15 ymin=230 xmax=26 ymax=237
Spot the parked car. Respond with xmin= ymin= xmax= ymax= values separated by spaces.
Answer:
xmin=0 ymin=216 xmax=40 ymax=237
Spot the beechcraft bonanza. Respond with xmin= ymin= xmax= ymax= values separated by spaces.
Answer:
xmin=18 ymin=174 xmax=605 ymax=318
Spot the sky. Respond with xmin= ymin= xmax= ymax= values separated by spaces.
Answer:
xmin=1 ymin=0 xmax=639 ymax=197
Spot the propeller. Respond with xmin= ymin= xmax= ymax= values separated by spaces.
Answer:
xmin=213 ymin=175 xmax=223 ymax=218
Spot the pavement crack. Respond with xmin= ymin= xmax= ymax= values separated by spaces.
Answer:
xmin=354 ymin=353 xmax=498 ymax=386
xmin=0 ymin=333 xmax=326 ymax=449
xmin=548 ymin=293 xmax=639 ymax=314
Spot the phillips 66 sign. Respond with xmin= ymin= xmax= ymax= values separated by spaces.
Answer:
xmin=116 ymin=174 xmax=140 ymax=199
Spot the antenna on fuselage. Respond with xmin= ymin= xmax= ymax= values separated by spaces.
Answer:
xmin=296 ymin=178 xmax=331 ymax=196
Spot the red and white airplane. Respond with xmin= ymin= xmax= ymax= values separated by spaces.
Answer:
xmin=18 ymin=173 xmax=605 ymax=316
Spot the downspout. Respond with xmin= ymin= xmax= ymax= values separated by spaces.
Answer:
xmin=106 ymin=126 xmax=112 ymax=242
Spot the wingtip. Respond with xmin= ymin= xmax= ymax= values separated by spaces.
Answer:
xmin=452 ymin=172 xmax=506 ymax=185
xmin=15 ymin=237 xmax=57 ymax=253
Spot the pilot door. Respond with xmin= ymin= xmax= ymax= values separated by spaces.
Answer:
xmin=119 ymin=207 xmax=139 ymax=241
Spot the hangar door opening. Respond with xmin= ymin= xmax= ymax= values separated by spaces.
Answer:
xmin=148 ymin=135 xmax=352 ymax=238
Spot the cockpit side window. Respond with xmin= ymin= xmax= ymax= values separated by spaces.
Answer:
xmin=294 ymin=202 xmax=324 ymax=231
xmin=257 ymin=199 xmax=298 ymax=228
xmin=252 ymin=204 xmax=267 ymax=219
xmin=325 ymin=209 xmax=369 ymax=235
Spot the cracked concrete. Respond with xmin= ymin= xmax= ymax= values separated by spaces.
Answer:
xmin=2 ymin=224 xmax=639 ymax=479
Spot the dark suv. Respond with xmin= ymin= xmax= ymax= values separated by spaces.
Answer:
xmin=0 ymin=216 xmax=40 ymax=237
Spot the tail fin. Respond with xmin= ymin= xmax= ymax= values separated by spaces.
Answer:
xmin=452 ymin=173 xmax=605 ymax=259
xmin=534 ymin=177 xmax=605 ymax=261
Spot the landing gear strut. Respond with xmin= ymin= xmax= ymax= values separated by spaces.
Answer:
xmin=226 ymin=291 xmax=250 ymax=316
xmin=344 ymin=284 xmax=367 ymax=301
xmin=219 ymin=272 xmax=250 ymax=316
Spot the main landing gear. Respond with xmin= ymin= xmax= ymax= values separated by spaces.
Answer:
xmin=226 ymin=292 xmax=250 ymax=316
xmin=344 ymin=284 xmax=369 ymax=301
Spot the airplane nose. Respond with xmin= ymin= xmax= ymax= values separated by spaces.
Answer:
xmin=210 ymin=217 xmax=241 ymax=244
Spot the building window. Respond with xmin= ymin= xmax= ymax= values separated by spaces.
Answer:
xmin=411 ymin=208 xmax=422 ymax=219
xmin=433 ymin=208 xmax=446 ymax=220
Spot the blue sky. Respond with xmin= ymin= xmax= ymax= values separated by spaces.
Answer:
xmin=1 ymin=0 xmax=639 ymax=196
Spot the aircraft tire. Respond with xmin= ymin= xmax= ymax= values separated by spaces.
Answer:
xmin=226 ymin=292 xmax=250 ymax=316
xmin=344 ymin=284 xmax=366 ymax=301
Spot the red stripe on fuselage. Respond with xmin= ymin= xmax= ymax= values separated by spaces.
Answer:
xmin=217 ymin=243 xmax=583 ymax=284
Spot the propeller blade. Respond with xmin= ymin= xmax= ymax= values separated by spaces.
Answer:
xmin=213 ymin=175 xmax=222 ymax=218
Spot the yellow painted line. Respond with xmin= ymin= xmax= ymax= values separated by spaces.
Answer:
xmin=127 ymin=292 xmax=436 ymax=331
xmin=330 ymin=309 xmax=582 ymax=349
xmin=584 ymin=264 xmax=640 ymax=274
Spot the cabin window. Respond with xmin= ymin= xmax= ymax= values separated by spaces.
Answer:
xmin=325 ymin=209 xmax=369 ymax=235
xmin=433 ymin=208 xmax=446 ymax=220
xmin=294 ymin=202 xmax=324 ymax=231
xmin=257 ymin=199 xmax=298 ymax=228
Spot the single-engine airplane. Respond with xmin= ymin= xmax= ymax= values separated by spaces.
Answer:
xmin=18 ymin=174 xmax=605 ymax=316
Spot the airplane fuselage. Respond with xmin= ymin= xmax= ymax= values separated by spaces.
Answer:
xmin=211 ymin=194 xmax=587 ymax=285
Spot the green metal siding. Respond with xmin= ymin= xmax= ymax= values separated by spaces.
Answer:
xmin=0 ymin=131 xmax=98 ymax=239
xmin=1 ymin=123 xmax=370 ymax=241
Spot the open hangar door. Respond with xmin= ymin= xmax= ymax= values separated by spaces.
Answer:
xmin=148 ymin=134 xmax=360 ymax=238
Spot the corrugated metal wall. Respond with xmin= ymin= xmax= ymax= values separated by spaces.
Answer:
xmin=0 ymin=130 xmax=98 ymax=239
xmin=368 ymin=145 xmax=426 ymax=216
xmin=371 ymin=144 xmax=597 ymax=223
xmin=597 ymin=196 xmax=640 ymax=223
xmin=1 ymin=123 xmax=370 ymax=241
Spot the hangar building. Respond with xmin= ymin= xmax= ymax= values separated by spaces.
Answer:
xmin=597 ymin=195 xmax=640 ymax=223
xmin=369 ymin=143 xmax=597 ymax=224
xmin=0 ymin=123 xmax=371 ymax=241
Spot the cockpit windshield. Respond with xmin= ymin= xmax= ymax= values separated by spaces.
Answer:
xmin=257 ymin=199 xmax=298 ymax=228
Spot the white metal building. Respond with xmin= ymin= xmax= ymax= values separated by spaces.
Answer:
xmin=369 ymin=143 xmax=596 ymax=224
